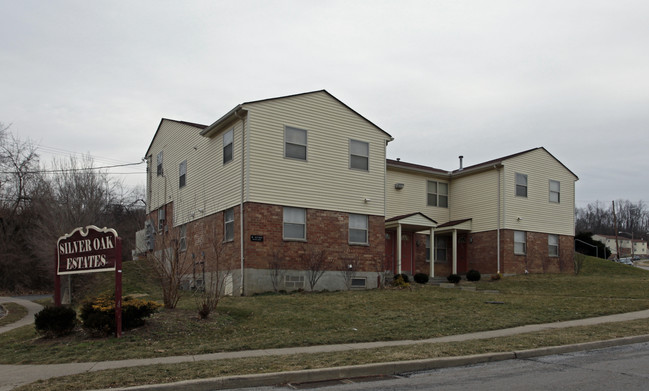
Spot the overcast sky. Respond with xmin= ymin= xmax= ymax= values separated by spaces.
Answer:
xmin=2 ymin=0 xmax=648 ymax=207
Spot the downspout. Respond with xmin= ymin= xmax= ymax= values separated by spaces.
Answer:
xmin=237 ymin=109 xmax=246 ymax=295
xmin=495 ymin=164 xmax=502 ymax=274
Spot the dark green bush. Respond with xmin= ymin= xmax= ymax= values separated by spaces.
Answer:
xmin=447 ymin=274 xmax=461 ymax=284
xmin=466 ymin=269 xmax=481 ymax=282
xmin=34 ymin=306 xmax=77 ymax=337
xmin=393 ymin=273 xmax=409 ymax=283
xmin=80 ymin=294 xmax=160 ymax=336
xmin=413 ymin=273 xmax=429 ymax=284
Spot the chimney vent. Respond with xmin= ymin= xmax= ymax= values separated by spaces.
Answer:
xmin=459 ymin=155 xmax=464 ymax=170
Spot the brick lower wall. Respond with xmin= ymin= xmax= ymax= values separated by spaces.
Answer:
xmin=409 ymin=229 xmax=574 ymax=277
xmin=244 ymin=202 xmax=385 ymax=273
xmin=147 ymin=203 xmax=574 ymax=293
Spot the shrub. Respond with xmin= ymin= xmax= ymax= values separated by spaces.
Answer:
xmin=34 ymin=306 xmax=77 ymax=337
xmin=393 ymin=273 xmax=409 ymax=283
xmin=392 ymin=274 xmax=410 ymax=289
xmin=80 ymin=293 xmax=161 ymax=336
xmin=466 ymin=269 xmax=481 ymax=282
xmin=490 ymin=273 xmax=502 ymax=281
xmin=413 ymin=273 xmax=429 ymax=284
xmin=447 ymin=274 xmax=461 ymax=284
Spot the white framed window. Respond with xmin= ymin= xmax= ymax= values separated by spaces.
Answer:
xmin=284 ymin=126 xmax=307 ymax=160
xmin=283 ymin=207 xmax=306 ymax=240
xmin=157 ymin=207 xmax=165 ymax=232
xmin=516 ymin=173 xmax=527 ymax=197
xmin=179 ymin=160 xmax=187 ymax=188
xmin=514 ymin=231 xmax=526 ymax=255
xmin=549 ymin=180 xmax=560 ymax=203
xmin=435 ymin=236 xmax=447 ymax=262
xmin=224 ymin=208 xmax=234 ymax=242
xmin=223 ymin=129 xmax=233 ymax=164
xmin=179 ymin=224 xmax=187 ymax=252
xmin=156 ymin=151 xmax=163 ymax=176
xmin=548 ymin=234 xmax=559 ymax=257
xmin=349 ymin=214 xmax=368 ymax=244
xmin=427 ymin=181 xmax=448 ymax=208
xmin=350 ymin=140 xmax=369 ymax=171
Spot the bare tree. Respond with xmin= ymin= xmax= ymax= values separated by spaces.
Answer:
xmin=339 ymin=252 xmax=360 ymax=290
xmin=373 ymin=255 xmax=391 ymax=289
xmin=194 ymin=222 xmax=234 ymax=319
xmin=268 ymin=248 xmax=286 ymax=292
xmin=144 ymin=221 xmax=193 ymax=309
xmin=302 ymin=247 xmax=333 ymax=292
xmin=0 ymin=124 xmax=47 ymax=292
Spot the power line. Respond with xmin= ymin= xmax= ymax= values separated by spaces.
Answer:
xmin=0 ymin=161 xmax=145 ymax=175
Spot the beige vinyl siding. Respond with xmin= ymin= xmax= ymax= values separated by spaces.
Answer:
xmin=146 ymin=119 xmax=245 ymax=228
xmin=449 ymin=168 xmax=501 ymax=233
xmin=244 ymin=91 xmax=389 ymax=216
xmin=503 ymin=149 xmax=577 ymax=236
xmin=386 ymin=168 xmax=451 ymax=223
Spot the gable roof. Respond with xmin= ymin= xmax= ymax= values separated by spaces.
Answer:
xmin=200 ymin=90 xmax=393 ymax=139
xmin=388 ymin=147 xmax=578 ymax=180
xmin=144 ymin=118 xmax=208 ymax=158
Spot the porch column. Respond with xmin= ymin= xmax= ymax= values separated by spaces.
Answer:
xmin=396 ymin=224 xmax=402 ymax=274
xmin=429 ymin=228 xmax=435 ymax=278
xmin=452 ymin=229 xmax=458 ymax=274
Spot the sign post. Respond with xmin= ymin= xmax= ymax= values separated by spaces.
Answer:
xmin=56 ymin=225 xmax=123 ymax=337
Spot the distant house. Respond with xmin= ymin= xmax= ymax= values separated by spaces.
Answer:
xmin=141 ymin=90 xmax=578 ymax=294
xmin=592 ymin=234 xmax=648 ymax=258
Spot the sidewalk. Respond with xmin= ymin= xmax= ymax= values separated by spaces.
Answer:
xmin=1 ymin=298 xmax=649 ymax=391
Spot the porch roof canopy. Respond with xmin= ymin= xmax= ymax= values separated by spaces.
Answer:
xmin=385 ymin=212 xmax=437 ymax=231
xmin=434 ymin=218 xmax=473 ymax=234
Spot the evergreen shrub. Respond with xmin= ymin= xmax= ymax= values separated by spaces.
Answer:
xmin=466 ymin=269 xmax=481 ymax=282
xmin=447 ymin=274 xmax=461 ymax=284
xmin=34 ymin=306 xmax=77 ymax=337
xmin=413 ymin=273 xmax=429 ymax=284
xmin=80 ymin=293 xmax=160 ymax=336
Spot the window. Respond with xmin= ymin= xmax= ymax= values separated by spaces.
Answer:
xmin=427 ymin=181 xmax=448 ymax=208
xmin=349 ymin=214 xmax=368 ymax=244
xmin=285 ymin=126 xmax=307 ymax=160
xmin=283 ymin=207 xmax=306 ymax=240
xmin=157 ymin=207 xmax=165 ymax=232
xmin=549 ymin=180 xmax=560 ymax=203
xmin=435 ymin=236 xmax=447 ymax=262
xmin=224 ymin=208 xmax=234 ymax=242
xmin=179 ymin=224 xmax=187 ymax=252
xmin=426 ymin=235 xmax=431 ymax=262
xmin=179 ymin=160 xmax=187 ymax=188
xmin=223 ymin=129 xmax=233 ymax=164
xmin=156 ymin=151 xmax=163 ymax=176
xmin=514 ymin=231 xmax=526 ymax=255
xmin=548 ymin=234 xmax=559 ymax=257
xmin=350 ymin=140 xmax=369 ymax=171
xmin=515 ymin=173 xmax=527 ymax=197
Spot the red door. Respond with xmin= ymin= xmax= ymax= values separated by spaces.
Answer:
xmin=457 ymin=234 xmax=468 ymax=274
xmin=400 ymin=232 xmax=414 ymax=274
xmin=384 ymin=231 xmax=414 ymax=274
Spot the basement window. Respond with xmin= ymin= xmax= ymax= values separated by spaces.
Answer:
xmin=351 ymin=277 xmax=366 ymax=288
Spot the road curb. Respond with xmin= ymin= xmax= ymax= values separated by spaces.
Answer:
xmin=90 ymin=335 xmax=649 ymax=391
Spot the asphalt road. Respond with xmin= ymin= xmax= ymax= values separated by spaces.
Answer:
xmin=247 ymin=342 xmax=649 ymax=391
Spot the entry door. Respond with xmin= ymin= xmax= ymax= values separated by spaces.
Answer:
xmin=457 ymin=234 xmax=468 ymax=274
xmin=400 ymin=232 xmax=414 ymax=274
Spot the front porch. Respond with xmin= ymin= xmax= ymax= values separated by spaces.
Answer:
xmin=385 ymin=214 xmax=472 ymax=278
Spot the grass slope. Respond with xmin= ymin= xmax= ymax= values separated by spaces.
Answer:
xmin=1 ymin=256 xmax=648 ymax=366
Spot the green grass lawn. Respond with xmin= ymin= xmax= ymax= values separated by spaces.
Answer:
xmin=2 ymin=255 xmax=648 ymax=366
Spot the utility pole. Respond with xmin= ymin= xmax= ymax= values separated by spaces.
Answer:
xmin=613 ymin=200 xmax=620 ymax=260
